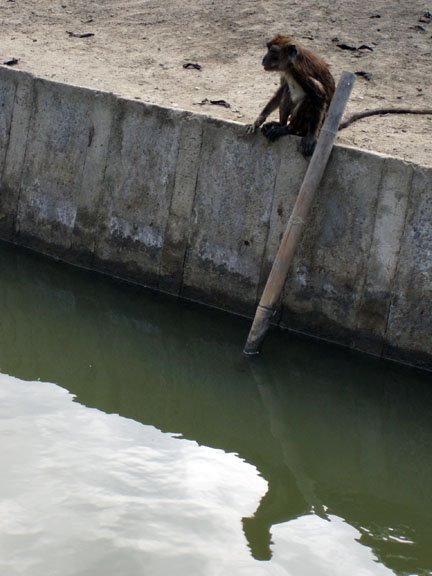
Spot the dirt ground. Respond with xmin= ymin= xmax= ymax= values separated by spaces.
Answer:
xmin=1 ymin=0 xmax=431 ymax=166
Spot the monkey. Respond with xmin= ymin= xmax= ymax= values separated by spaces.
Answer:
xmin=247 ymin=34 xmax=335 ymax=157
xmin=248 ymin=35 xmax=432 ymax=156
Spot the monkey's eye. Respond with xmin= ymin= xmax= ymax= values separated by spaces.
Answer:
xmin=269 ymin=45 xmax=281 ymax=54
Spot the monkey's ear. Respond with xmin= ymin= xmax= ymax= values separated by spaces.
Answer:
xmin=286 ymin=44 xmax=298 ymax=62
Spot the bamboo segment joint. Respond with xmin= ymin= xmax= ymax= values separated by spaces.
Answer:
xmin=291 ymin=216 xmax=305 ymax=226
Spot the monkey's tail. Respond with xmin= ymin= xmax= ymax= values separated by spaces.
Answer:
xmin=339 ymin=108 xmax=432 ymax=130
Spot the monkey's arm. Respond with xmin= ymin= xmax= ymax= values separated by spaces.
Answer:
xmin=246 ymin=85 xmax=285 ymax=134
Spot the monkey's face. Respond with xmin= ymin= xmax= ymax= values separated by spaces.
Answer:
xmin=262 ymin=41 xmax=298 ymax=72
xmin=262 ymin=44 xmax=282 ymax=71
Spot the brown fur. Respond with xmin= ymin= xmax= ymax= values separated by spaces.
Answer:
xmin=247 ymin=35 xmax=335 ymax=156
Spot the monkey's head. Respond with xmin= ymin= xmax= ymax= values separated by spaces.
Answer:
xmin=262 ymin=35 xmax=299 ymax=71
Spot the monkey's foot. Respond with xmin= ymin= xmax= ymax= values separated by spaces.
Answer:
xmin=246 ymin=123 xmax=258 ymax=134
xmin=300 ymin=135 xmax=316 ymax=157
xmin=262 ymin=122 xmax=290 ymax=141
xmin=261 ymin=121 xmax=281 ymax=134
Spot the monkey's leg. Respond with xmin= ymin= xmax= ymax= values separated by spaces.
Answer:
xmin=262 ymin=117 xmax=317 ymax=158
xmin=279 ymin=85 xmax=292 ymax=125
xmin=299 ymin=112 xmax=324 ymax=157
xmin=290 ymin=100 xmax=325 ymax=157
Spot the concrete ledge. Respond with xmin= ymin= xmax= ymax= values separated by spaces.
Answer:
xmin=0 ymin=67 xmax=430 ymax=371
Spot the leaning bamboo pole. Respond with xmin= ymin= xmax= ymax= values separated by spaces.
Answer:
xmin=244 ymin=71 xmax=356 ymax=355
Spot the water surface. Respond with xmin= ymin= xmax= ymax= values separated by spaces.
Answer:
xmin=0 ymin=242 xmax=431 ymax=575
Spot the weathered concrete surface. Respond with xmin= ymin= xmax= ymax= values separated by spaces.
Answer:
xmin=281 ymin=147 xmax=386 ymax=348
xmin=181 ymin=118 xmax=282 ymax=313
xmin=159 ymin=115 xmax=203 ymax=295
xmin=0 ymin=67 xmax=32 ymax=239
xmin=0 ymin=70 xmax=116 ymax=265
xmin=93 ymin=100 xmax=184 ymax=287
xmin=0 ymin=67 xmax=430 ymax=371
xmin=383 ymin=165 xmax=432 ymax=370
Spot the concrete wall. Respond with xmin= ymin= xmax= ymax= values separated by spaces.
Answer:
xmin=0 ymin=67 xmax=431 ymax=370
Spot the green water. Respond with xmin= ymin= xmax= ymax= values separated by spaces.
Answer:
xmin=0 ymin=241 xmax=431 ymax=576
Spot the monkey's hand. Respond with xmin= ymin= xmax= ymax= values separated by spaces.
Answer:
xmin=246 ymin=115 xmax=267 ymax=134
xmin=299 ymin=135 xmax=317 ymax=157
xmin=262 ymin=122 xmax=289 ymax=141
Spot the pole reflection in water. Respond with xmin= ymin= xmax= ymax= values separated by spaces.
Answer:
xmin=0 ymin=242 xmax=431 ymax=576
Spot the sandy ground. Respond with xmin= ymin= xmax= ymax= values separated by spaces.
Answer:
xmin=1 ymin=0 xmax=431 ymax=166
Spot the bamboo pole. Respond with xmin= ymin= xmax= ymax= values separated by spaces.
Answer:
xmin=243 ymin=71 xmax=356 ymax=356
